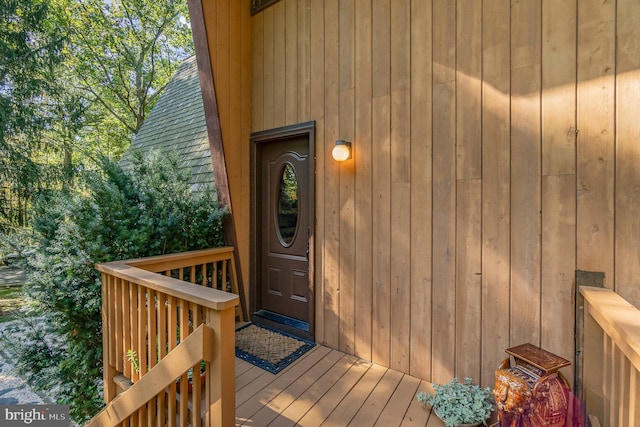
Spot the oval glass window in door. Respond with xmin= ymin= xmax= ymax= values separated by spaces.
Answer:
xmin=276 ymin=163 xmax=299 ymax=246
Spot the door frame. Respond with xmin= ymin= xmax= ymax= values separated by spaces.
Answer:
xmin=250 ymin=121 xmax=316 ymax=339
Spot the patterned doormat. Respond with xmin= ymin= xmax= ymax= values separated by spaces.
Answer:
xmin=235 ymin=324 xmax=315 ymax=374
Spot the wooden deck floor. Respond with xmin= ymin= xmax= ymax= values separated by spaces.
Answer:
xmin=235 ymin=344 xmax=444 ymax=427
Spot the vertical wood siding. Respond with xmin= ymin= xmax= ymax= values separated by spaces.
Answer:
xmin=199 ymin=0 xmax=640 ymax=387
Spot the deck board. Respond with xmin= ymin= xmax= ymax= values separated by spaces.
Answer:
xmin=237 ymin=346 xmax=334 ymax=424
xmin=349 ymin=368 xmax=403 ymax=426
xmin=236 ymin=345 xmax=440 ymax=426
xmin=242 ymin=348 xmax=345 ymax=426
xmin=296 ymin=357 xmax=370 ymax=426
xmin=271 ymin=353 xmax=357 ymax=426
xmin=399 ymin=380 xmax=433 ymax=426
xmin=322 ymin=364 xmax=386 ymax=425
xmin=375 ymin=375 xmax=421 ymax=426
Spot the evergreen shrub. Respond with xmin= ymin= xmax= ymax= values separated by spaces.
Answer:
xmin=3 ymin=151 xmax=227 ymax=422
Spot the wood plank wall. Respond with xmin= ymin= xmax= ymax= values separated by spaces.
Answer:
xmin=197 ymin=0 xmax=640 ymax=388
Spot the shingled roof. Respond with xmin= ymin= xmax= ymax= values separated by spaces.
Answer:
xmin=121 ymin=56 xmax=214 ymax=192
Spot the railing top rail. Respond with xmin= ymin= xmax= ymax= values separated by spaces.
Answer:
xmin=580 ymin=286 xmax=640 ymax=372
xmin=96 ymin=257 xmax=238 ymax=311
xmin=106 ymin=246 xmax=235 ymax=269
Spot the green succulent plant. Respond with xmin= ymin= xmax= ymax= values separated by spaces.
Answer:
xmin=416 ymin=377 xmax=494 ymax=427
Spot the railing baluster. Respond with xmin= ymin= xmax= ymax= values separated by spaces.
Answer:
xmin=139 ymin=401 xmax=146 ymax=427
xmin=620 ymin=352 xmax=631 ymax=427
xmin=148 ymin=289 xmax=157 ymax=370
xmin=158 ymin=297 xmax=165 ymax=427
xmin=167 ymin=295 xmax=177 ymax=427
xmin=137 ymin=285 xmax=147 ymax=378
xmin=123 ymin=280 xmax=131 ymax=379
xmin=213 ymin=262 xmax=218 ymax=290
xmin=605 ymin=335 xmax=615 ymax=427
xmin=192 ymin=303 xmax=203 ymax=427
xmin=204 ymin=355 xmax=211 ymax=427
xmin=158 ymin=293 xmax=167 ymax=359
xmin=147 ymin=290 xmax=161 ymax=427
xmin=230 ymin=256 xmax=239 ymax=296
xmin=114 ymin=277 xmax=123 ymax=373
xmin=178 ymin=299 xmax=189 ymax=427
xmin=130 ymin=282 xmax=139 ymax=383
xmin=630 ymin=368 xmax=638 ymax=426
xmin=222 ymin=260 xmax=228 ymax=292
xmin=146 ymin=288 xmax=158 ymax=426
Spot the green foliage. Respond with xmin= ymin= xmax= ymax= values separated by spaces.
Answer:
xmin=0 ymin=0 xmax=66 ymax=226
xmin=0 ymin=224 xmax=36 ymax=265
xmin=1 ymin=0 xmax=194 ymax=229
xmin=126 ymin=350 xmax=140 ymax=374
xmin=3 ymin=151 xmax=226 ymax=423
xmin=0 ymin=0 xmax=64 ymax=143
xmin=416 ymin=377 xmax=494 ymax=427
xmin=62 ymin=0 xmax=194 ymax=146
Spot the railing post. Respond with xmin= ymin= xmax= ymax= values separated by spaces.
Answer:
xmin=205 ymin=306 xmax=236 ymax=427
xmin=575 ymin=270 xmax=604 ymax=399
xmin=582 ymin=293 xmax=605 ymax=423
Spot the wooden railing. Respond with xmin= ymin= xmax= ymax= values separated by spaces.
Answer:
xmin=119 ymin=247 xmax=244 ymax=322
xmin=87 ymin=247 xmax=240 ymax=427
xmin=580 ymin=286 xmax=640 ymax=427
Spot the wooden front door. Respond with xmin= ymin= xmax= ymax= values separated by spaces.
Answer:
xmin=252 ymin=123 xmax=314 ymax=336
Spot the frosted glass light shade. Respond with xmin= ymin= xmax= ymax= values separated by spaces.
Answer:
xmin=332 ymin=140 xmax=351 ymax=161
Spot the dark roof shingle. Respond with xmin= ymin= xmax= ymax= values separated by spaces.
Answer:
xmin=122 ymin=56 xmax=214 ymax=192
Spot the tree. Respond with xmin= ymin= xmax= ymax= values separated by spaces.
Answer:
xmin=0 ymin=0 xmax=65 ymax=228
xmin=62 ymin=0 xmax=194 ymax=159
xmin=1 ymin=0 xmax=194 ymax=232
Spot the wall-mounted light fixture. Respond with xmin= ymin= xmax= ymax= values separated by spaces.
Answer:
xmin=332 ymin=140 xmax=352 ymax=162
